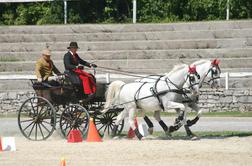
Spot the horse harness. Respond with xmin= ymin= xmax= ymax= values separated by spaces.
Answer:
xmin=134 ymin=75 xmax=195 ymax=111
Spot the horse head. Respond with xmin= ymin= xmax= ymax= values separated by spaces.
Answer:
xmin=208 ymin=59 xmax=221 ymax=89
xmin=191 ymin=59 xmax=221 ymax=89
xmin=184 ymin=64 xmax=201 ymax=96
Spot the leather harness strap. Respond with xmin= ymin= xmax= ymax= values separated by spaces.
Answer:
xmin=134 ymin=82 xmax=146 ymax=109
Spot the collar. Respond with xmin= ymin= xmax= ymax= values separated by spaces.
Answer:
xmin=70 ymin=51 xmax=78 ymax=56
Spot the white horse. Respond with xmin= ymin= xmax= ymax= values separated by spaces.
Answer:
xmin=174 ymin=59 xmax=221 ymax=137
xmin=102 ymin=64 xmax=200 ymax=140
xmin=141 ymin=59 xmax=221 ymax=137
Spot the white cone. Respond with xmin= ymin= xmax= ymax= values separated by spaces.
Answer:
xmin=1 ymin=137 xmax=16 ymax=151
xmin=138 ymin=123 xmax=149 ymax=137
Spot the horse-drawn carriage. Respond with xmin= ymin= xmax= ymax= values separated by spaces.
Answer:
xmin=17 ymin=73 xmax=124 ymax=141
xmin=17 ymin=59 xmax=221 ymax=141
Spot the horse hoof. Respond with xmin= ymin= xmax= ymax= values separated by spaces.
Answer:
xmin=113 ymin=136 xmax=120 ymax=140
xmin=190 ymin=136 xmax=200 ymax=141
xmin=148 ymin=128 xmax=154 ymax=135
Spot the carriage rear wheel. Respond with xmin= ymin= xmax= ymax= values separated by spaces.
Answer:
xmin=94 ymin=110 xmax=124 ymax=136
xmin=18 ymin=96 xmax=56 ymax=141
xmin=59 ymin=104 xmax=90 ymax=139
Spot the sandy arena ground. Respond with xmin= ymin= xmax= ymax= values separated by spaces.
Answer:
xmin=0 ymin=135 xmax=252 ymax=166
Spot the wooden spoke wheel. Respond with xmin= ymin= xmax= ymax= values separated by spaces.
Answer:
xmin=17 ymin=96 xmax=56 ymax=141
xmin=94 ymin=110 xmax=124 ymax=136
xmin=59 ymin=104 xmax=90 ymax=139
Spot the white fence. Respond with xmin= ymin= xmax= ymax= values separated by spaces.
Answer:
xmin=0 ymin=72 xmax=251 ymax=90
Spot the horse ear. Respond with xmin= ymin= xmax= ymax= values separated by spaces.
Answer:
xmin=188 ymin=64 xmax=197 ymax=74
xmin=212 ymin=59 xmax=220 ymax=66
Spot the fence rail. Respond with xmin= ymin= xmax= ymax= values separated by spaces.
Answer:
xmin=0 ymin=72 xmax=251 ymax=90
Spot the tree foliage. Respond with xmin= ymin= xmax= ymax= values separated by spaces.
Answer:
xmin=0 ymin=0 xmax=251 ymax=25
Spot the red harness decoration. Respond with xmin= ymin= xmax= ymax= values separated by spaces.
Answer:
xmin=73 ymin=69 xmax=96 ymax=94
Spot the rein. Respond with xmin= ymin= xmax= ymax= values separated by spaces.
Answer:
xmin=97 ymin=66 xmax=159 ymax=80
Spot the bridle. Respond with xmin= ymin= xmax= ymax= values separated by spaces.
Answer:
xmin=185 ymin=71 xmax=200 ymax=91
xmin=203 ymin=64 xmax=221 ymax=86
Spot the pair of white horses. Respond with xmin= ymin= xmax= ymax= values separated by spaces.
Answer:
xmin=102 ymin=59 xmax=221 ymax=140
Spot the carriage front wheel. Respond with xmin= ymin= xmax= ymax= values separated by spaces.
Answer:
xmin=94 ymin=110 xmax=124 ymax=136
xmin=59 ymin=104 xmax=90 ymax=139
xmin=17 ymin=96 xmax=56 ymax=141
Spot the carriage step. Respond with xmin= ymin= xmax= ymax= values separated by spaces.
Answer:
xmin=107 ymin=108 xmax=124 ymax=113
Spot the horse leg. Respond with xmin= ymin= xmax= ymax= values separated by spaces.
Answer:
xmin=153 ymin=111 xmax=170 ymax=136
xmin=164 ymin=101 xmax=186 ymax=134
xmin=168 ymin=113 xmax=185 ymax=133
xmin=143 ymin=115 xmax=154 ymax=134
xmin=184 ymin=103 xmax=202 ymax=138
xmin=128 ymin=108 xmax=143 ymax=140
xmin=111 ymin=109 xmax=127 ymax=137
xmin=174 ymin=108 xmax=184 ymax=126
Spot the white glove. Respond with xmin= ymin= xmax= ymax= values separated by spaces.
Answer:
xmin=48 ymin=76 xmax=58 ymax=81
xmin=37 ymin=78 xmax=42 ymax=82
xmin=58 ymin=75 xmax=65 ymax=80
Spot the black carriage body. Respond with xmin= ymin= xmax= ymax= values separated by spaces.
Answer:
xmin=32 ymin=80 xmax=107 ymax=105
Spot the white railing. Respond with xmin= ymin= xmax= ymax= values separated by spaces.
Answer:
xmin=0 ymin=72 xmax=251 ymax=90
xmin=222 ymin=72 xmax=252 ymax=90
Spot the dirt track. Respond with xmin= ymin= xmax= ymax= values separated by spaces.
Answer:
xmin=0 ymin=136 xmax=252 ymax=166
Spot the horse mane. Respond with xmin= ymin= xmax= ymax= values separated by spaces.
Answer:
xmin=166 ymin=64 xmax=188 ymax=76
xmin=192 ymin=59 xmax=210 ymax=66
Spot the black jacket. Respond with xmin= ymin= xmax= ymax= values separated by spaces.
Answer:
xmin=64 ymin=51 xmax=91 ymax=71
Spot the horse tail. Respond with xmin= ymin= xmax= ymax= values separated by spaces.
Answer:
xmin=101 ymin=80 xmax=126 ymax=113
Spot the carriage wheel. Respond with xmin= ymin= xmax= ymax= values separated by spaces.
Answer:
xmin=17 ymin=96 xmax=56 ymax=141
xmin=94 ymin=111 xmax=124 ymax=136
xmin=59 ymin=104 xmax=90 ymax=138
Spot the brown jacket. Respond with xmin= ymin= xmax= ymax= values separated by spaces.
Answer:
xmin=35 ymin=57 xmax=61 ymax=81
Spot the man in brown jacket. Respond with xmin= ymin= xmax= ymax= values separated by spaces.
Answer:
xmin=35 ymin=49 xmax=61 ymax=84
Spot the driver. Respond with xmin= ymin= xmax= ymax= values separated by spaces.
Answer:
xmin=63 ymin=42 xmax=97 ymax=96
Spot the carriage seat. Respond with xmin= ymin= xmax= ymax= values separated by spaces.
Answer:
xmin=64 ymin=70 xmax=82 ymax=85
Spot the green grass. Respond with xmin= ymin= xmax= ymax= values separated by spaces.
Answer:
xmin=119 ymin=131 xmax=252 ymax=139
xmin=0 ymin=57 xmax=20 ymax=62
xmin=138 ymin=111 xmax=252 ymax=117
xmin=0 ymin=112 xmax=18 ymax=118
xmin=154 ymin=131 xmax=252 ymax=138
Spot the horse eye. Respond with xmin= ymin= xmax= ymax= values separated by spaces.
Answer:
xmin=197 ymin=74 xmax=200 ymax=79
xmin=189 ymin=76 xmax=195 ymax=82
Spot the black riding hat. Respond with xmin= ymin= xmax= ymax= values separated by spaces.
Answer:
xmin=67 ymin=42 xmax=79 ymax=49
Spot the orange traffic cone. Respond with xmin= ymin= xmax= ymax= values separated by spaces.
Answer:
xmin=67 ymin=130 xmax=83 ymax=143
xmin=60 ymin=158 xmax=66 ymax=166
xmin=127 ymin=117 xmax=138 ymax=139
xmin=86 ymin=118 xmax=102 ymax=142
xmin=0 ymin=137 xmax=2 ymax=152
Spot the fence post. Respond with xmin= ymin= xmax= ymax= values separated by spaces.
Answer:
xmin=226 ymin=0 xmax=230 ymax=20
xmin=106 ymin=73 xmax=110 ymax=84
xmin=64 ymin=0 xmax=67 ymax=24
xmin=133 ymin=0 xmax=137 ymax=23
xmin=225 ymin=72 xmax=229 ymax=90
